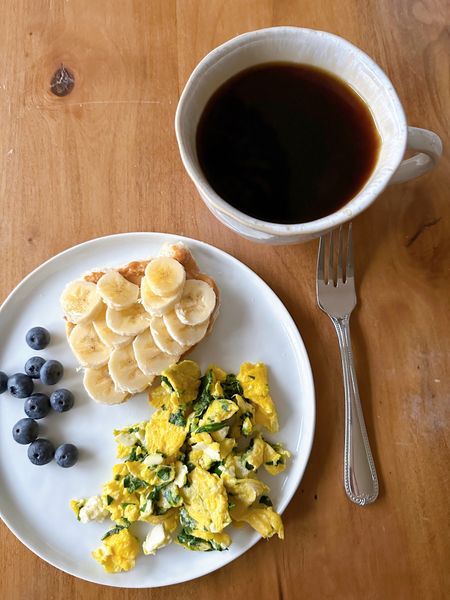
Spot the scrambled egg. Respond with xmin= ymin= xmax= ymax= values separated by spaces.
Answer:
xmin=70 ymin=496 xmax=109 ymax=523
xmin=198 ymin=399 xmax=238 ymax=430
xmin=72 ymin=360 xmax=290 ymax=574
xmin=113 ymin=422 xmax=146 ymax=459
xmin=91 ymin=528 xmax=140 ymax=573
xmin=161 ymin=360 xmax=201 ymax=405
xmin=148 ymin=383 xmax=170 ymax=409
xmin=222 ymin=471 xmax=269 ymax=507
xmin=181 ymin=466 xmax=231 ymax=532
xmin=237 ymin=363 xmax=279 ymax=432
xmin=144 ymin=408 xmax=187 ymax=458
xmin=142 ymin=522 xmax=173 ymax=555
xmin=233 ymin=506 xmax=284 ymax=539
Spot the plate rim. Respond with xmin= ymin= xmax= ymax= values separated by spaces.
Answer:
xmin=0 ymin=231 xmax=315 ymax=588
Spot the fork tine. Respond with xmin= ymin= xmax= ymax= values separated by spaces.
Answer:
xmin=346 ymin=222 xmax=354 ymax=278
xmin=328 ymin=230 xmax=334 ymax=286
xmin=317 ymin=236 xmax=325 ymax=282
xmin=337 ymin=226 xmax=344 ymax=282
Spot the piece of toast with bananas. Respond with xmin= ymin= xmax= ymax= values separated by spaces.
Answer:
xmin=60 ymin=242 xmax=219 ymax=405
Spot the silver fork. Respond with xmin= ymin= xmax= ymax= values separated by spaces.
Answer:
xmin=316 ymin=223 xmax=379 ymax=505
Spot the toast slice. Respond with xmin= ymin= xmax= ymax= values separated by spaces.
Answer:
xmin=63 ymin=242 xmax=220 ymax=402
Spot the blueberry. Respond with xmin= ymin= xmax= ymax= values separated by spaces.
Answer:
xmin=40 ymin=360 xmax=64 ymax=385
xmin=24 ymin=356 xmax=46 ymax=379
xmin=24 ymin=393 xmax=51 ymax=419
xmin=55 ymin=443 xmax=79 ymax=468
xmin=50 ymin=388 xmax=74 ymax=412
xmin=12 ymin=418 xmax=39 ymax=444
xmin=26 ymin=327 xmax=50 ymax=350
xmin=0 ymin=371 xmax=7 ymax=394
xmin=7 ymin=373 xmax=34 ymax=398
xmin=27 ymin=438 xmax=55 ymax=465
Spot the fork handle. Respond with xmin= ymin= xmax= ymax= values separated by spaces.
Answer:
xmin=332 ymin=316 xmax=379 ymax=505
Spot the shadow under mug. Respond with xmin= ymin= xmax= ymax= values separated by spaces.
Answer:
xmin=175 ymin=27 xmax=442 ymax=245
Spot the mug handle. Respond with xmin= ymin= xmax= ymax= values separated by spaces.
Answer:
xmin=389 ymin=126 xmax=443 ymax=185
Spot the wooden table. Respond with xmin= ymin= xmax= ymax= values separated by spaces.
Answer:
xmin=1 ymin=1 xmax=448 ymax=598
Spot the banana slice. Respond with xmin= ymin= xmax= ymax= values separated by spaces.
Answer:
xmin=60 ymin=280 xmax=103 ymax=324
xmin=108 ymin=344 xmax=154 ymax=394
xmin=144 ymin=257 xmax=186 ymax=297
xmin=132 ymin=328 xmax=160 ymax=361
xmin=163 ymin=311 xmax=209 ymax=347
xmin=97 ymin=270 xmax=139 ymax=310
xmin=133 ymin=329 xmax=179 ymax=376
xmin=83 ymin=365 xmax=130 ymax=405
xmin=175 ymin=279 xmax=216 ymax=326
xmin=149 ymin=316 xmax=187 ymax=355
xmin=140 ymin=351 xmax=180 ymax=377
xmin=68 ymin=323 xmax=111 ymax=368
xmin=140 ymin=276 xmax=182 ymax=317
xmin=93 ymin=317 xmax=132 ymax=348
xmin=106 ymin=303 xmax=150 ymax=336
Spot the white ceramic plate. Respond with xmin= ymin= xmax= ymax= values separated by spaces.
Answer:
xmin=0 ymin=232 xmax=315 ymax=588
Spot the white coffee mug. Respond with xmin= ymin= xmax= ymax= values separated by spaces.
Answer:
xmin=175 ymin=27 xmax=442 ymax=245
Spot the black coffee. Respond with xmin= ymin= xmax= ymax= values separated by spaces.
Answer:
xmin=196 ymin=63 xmax=380 ymax=224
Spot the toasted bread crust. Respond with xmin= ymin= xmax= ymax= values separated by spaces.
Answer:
xmin=85 ymin=261 xmax=146 ymax=286
xmin=83 ymin=244 xmax=217 ymax=294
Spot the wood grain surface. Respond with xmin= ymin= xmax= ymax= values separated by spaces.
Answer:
xmin=0 ymin=1 xmax=449 ymax=599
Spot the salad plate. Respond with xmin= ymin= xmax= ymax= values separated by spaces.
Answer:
xmin=0 ymin=232 xmax=315 ymax=588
